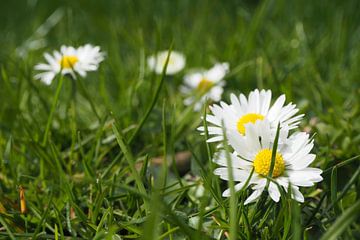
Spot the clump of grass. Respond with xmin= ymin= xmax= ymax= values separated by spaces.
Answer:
xmin=0 ymin=0 xmax=360 ymax=239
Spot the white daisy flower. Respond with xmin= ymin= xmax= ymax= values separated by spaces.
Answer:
xmin=147 ymin=50 xmax=185 ymax=75
xmin=180 ymin=62 xmax=229 ymax=111
xmin=198 ymin=89 xmax=304 ymax=143
xmin=34 ymin=44 xmax=105 ymax=85
xmin=213 ymin=120 xmax=323 ymax=204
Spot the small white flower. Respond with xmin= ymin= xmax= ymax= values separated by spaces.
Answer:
xmin=34 ymin=44 xmax=105 ymax=85
xmin=147 ymin=50 xmax=185 ymax=75
xmin=198 ymin=89 xmax=303 ymax=143
xmin=213 ymin=120 xmax=323 ymax=204
xmin=180 ymin=62 xmax=229 ymax=111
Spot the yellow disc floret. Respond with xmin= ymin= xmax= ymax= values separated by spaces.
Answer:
xmin=59 ymin=55 xmax=78 ymax=69
xmin=237 ymin=113 xmax=265 ymax=135
xmin=197 ymin=79 xmax=213 ymax=92
xmin=253 ymin=149 xmax=285 ymax=178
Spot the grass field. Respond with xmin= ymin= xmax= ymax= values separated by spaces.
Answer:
xmin=1 ymin=0 xmax=360 ymax=239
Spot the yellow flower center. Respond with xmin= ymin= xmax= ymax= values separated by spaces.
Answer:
xmin=59 ymin=55 xmax=78 ymax=69
xmin=197 ymin=79 xmax=213 ymax=92
xmin=236 ymin=113 xmax=265 ymax=135
xmin=253 ymin=149 xmax=285 ymax=178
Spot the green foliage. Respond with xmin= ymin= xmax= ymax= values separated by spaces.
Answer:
xmin=0 ymin=0 xmax=360 ymax=239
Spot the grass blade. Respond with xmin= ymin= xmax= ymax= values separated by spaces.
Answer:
xmin=128 ymin=45 xmax=173 ymax=144
xmin=320 ymin=200 xmax=360 ymax=240
xmin=112 ymin=123 xmax=148 ymax=210
xmin=221 ymin=121 xmax=238 ymax=240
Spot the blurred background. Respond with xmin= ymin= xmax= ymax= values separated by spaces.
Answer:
xmin=0 ymin=0 xmax=360 ymax=238
xmin=1 ymin=0 xmax=359 ymax=153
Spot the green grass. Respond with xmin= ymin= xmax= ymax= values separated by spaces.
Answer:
xmin=1 ymin=0 xmax=360 ymax=239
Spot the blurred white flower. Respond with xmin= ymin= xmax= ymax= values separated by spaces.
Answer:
xmin=34 ymin=44 xmax=105 ymax=85
xmin=147 ymin=50 xmax=185 ymax=75
xmin=198 ymin=89 xmax=303 ymax=143
xmin=213 ymin=120 xmax=322 ymax=204
xmin=181 ymin=62 xmax=229 ymax=111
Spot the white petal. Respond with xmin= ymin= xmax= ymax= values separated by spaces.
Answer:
xmin=247 ymin=89 xmax=260 ymax=113
xmin=287 ymin=168 xmax=323 ymax=186
xmin=206 ymin=136 xmax=224 ymax=142
xmin=148 ymin=50 xmax=185 ymax=75
xmin=267 ymin=94 xmax=286 ymax=121
xmin=183 ymin=72 xmax=203 ymax=88
xmin=268 ymin=182 xmax=281 ymax=202
xmin=244 ymin=189 xmax=263 ymax=205
xmin=239 ymin=93 xmax=249 ymax=113
xmin=222 ymin=182 xmax=247 ymax=197
xmin=230 ymin=93 xmax=244 ymax=115
xmin=288 ymin=154 xmax=316 ymax=170
xmin=205 ymin=62 xmax=229 ymax=82
xmin=209 ymin=86 xmax=224 ymax=102
xmin=34 ymin=63 xmax=53 ymax=71
xmin=227 ymin=131 xmax=254 ymax=160
xmin=213 ymin=151 xmax=252 ymax=169
xmin=259 ymin=89 xmax=272 ymax=115
xmin=291 ymin=186 xmax=304 ymax=202
xmin=213 ymin=167 xmax=252 ymax=182
xmin=243 ymin=123 xmax=261 ymax=151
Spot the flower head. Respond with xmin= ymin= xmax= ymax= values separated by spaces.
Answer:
xmin=181 ymin=62 xmax=229 ymax=111
xmin=147 ymin=50 xmax=185 ymax=75
xmin=213 ymin=120 xmax=322 ymax=204
xmin=198 ymin=89 xmax=303 ymax=143
xmin=34 ymin=44 xmax=105 ymax=85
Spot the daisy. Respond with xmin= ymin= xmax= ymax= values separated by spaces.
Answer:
xmin=180 ymin=62 xmax=229 ymax=111
xmin=213 ymin=120 xmax=322 ymax=204
xmin=198 ymin=89 xmax=304 ymax=143
xmin=147 ymin=50 xmax=185 ymax=75
xmin=34 ymin=44 xmax=105 ymax=85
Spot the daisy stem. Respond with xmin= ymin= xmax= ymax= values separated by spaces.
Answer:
xmin=40 ymin=74 xmax=64 ymax=180
xmin=42 ymin=74 xmax=64 ymax=146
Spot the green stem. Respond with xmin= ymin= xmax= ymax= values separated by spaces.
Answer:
xmin=40 ymin=74 xmax=64 ymax=179
xmin=42 ymin=74 xmax=64 ymax=146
